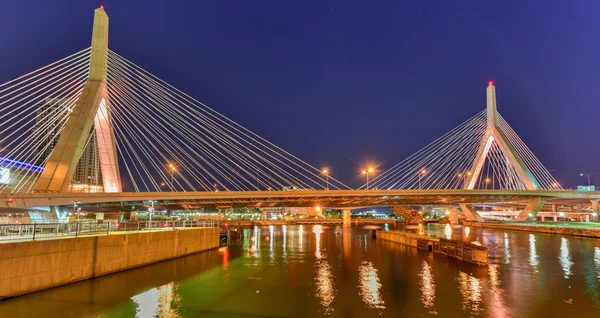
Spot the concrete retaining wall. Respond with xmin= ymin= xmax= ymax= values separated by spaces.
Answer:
xmin=0 ymin=227 xmax=219 ymax=299
xmin=464 ymin=221 xmax=600 ymax=238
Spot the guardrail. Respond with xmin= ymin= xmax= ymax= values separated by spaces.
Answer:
xmin=0 ymin=220 xmax=218 ymax=242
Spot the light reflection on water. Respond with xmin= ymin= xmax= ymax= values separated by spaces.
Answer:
xmin=444 ymin=223 xmax=452 ymax=239
xmin=419 ymin=261 xmax=435 ymax=309
xmin=131 ymin=282 xmax=180 ymax=318
xmin=358 ymin=261 xmax=385 ymax=310
xmin=529 ymin=234 xmax=539 ymax=271
xmin=503 ymin=233 xmax=511 ymax=264
xmin=559 ymin=237 xmax=574 ymax=279
xmin=4 ymin=224 xmax=600 ymax=317
xmin=314 ymin=225 xmax=336 ymax=314
xmin=487 ymin=264 xmax=510 ymax=317
xmin=457 ymin=271 xmax=482 ymax=313
xmin=596 ymin=247 xmax=600 ymax=279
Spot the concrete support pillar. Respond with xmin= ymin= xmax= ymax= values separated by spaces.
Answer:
xmin=343 ymin=209 xmax=351 ymax=225
xmin=591 ymin=199 xmax=599 ymax=221
xmin=261 ymin=209 xmax=267 ymax=221
xmin=448 ymin=208 xmax=459 ymax=224
xmin=516 ymin=198 xmax=546 ymax=222
xmin=577 ymin=204 xmax=583 ymax=212
xmin=458 ymin=204 xmax=483 ymax=222
xmin=551 ymin=204 xmax=557 ymax=212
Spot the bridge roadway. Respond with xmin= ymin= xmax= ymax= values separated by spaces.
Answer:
xmin=1 ymin=189 xmax=598 ymax=209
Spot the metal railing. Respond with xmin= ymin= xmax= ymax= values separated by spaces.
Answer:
xmin=0 ymin=220 xmax=218 ymax=242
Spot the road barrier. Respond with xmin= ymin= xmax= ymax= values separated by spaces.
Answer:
xmin=0 ymin=220 xmax=218 ymax=242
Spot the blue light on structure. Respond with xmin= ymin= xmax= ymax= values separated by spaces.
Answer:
xmin=580 ymin=173 xmax=585 ymax=176
xmin=0 ymin=157 xmax=44 ymax=172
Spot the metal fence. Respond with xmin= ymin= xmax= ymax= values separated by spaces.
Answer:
xmin=0 ymin=220 xmax=218 ymax=242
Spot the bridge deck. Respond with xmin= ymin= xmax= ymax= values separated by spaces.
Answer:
xmin=1 ymin=189 xmax=597 ymax=209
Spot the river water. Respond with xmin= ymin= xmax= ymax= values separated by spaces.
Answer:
xmin=1 ymin=224 xmax=600 ymax=317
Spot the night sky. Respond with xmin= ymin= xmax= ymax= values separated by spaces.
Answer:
xmin=1 ymin=1 xmax=598 ymax=189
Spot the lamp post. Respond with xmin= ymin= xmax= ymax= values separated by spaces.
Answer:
xmin=72 ymin=201 xmax=80 ymax=222
xmin=168 ymin=163 xmax=176 ymax=189
xmin=362 ymin=167 xmax=374 ymax=190
xmin=418 ymin=169 xmax=426 ymax=189
xmin=322 ymin=169 xmax=329 ymax=190
xmin=580 ymin=172 xmax=596 ymax=188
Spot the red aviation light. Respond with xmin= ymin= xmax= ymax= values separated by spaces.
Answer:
xmin=488 ymin=81 xmax=494 ymax=86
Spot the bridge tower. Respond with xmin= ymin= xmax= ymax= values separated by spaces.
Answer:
xmin=463 ymin=83 xmax=539 ymax=190
xmin=461 ymin=83 xmax=543 ymax=221
xmin=34 ymin=7 xmax=121 ymax=193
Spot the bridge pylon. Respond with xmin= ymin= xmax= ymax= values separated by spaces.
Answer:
xmin=463 ymin=83 xmax=539 ymax=190
xmin=34 ymin=7 xmax=121 ymax=193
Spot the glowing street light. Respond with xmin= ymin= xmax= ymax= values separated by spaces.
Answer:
xmin=362 ymin=167 xmax=375 ymax=190
xmin=168 ymin=163 xmax=177 ymax=189
xmin=418 ymin=169 xmax=427 ymax=189
xmin=322 ymin=168 xmax=330 ymax=190
xmin=579 ymin=172 xmax=596 ymax=188
xmin=552 ymin=182 xmax=559 ymax=188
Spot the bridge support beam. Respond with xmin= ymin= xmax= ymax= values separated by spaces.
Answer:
xmin=458 ymin=204 xmax=483 ymax=222
xmin=343 ymin=209 xmax=351 ymax=225
xmin=261 ymin=209 xmax=267 ymax=221
xmin=516 ymin=198 xmax=546 ymax=222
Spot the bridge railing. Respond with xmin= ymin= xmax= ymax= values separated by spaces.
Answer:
xmin=0 ymin=220 xmax=218 ymax=242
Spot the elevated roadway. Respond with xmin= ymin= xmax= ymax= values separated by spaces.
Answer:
xmin=1 ymin=189 xmax=598 ymax=209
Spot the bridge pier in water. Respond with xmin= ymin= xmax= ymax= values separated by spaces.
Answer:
xmin=343 ymin=209 xmax=351 ymax=225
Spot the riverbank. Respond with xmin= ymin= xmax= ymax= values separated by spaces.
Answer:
xmin=463 ymin=221 xmax=600 ymax=238
xmin=0 ymin=227 xmax=219 ymax=299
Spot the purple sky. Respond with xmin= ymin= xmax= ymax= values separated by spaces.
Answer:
xmin=1 ymin=1 xmax=599 ymax=188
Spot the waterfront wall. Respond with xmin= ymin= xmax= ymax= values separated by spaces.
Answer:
xmin=464 ymin=221 xmax=600 ymax=238
xmin=0 ymin=227 xmax=219 ymax=299
xmin=377 ymin=230 xmax=488 ymax=265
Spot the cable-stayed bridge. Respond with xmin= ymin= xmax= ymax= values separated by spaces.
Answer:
xmin=0 ymin=7 xmax=598 ymax=222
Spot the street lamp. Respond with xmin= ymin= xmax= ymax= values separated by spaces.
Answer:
xmin=168 ymin=163 xmax=177 ymax=189
xmin=485 ymin=178 xmax=491 ymax=190
xmin=580 ymin=172 xmax=596 ymax=188
xmin=322 ymin=169 xmax=329 ymax=190
xmin=362 ymin=167 xmax=374 ymax=190
xmin=418 ymin=169 xmax=427 ymax=189
xmin=72 ymin=201 xmax=80 ymax=222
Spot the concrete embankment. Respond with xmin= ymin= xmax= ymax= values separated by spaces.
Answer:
xmin=463 ymin=221 xmax=600 ymax=238
xmin=377 ymin=230 xmax=488 ymax=265
xmin=0 ymin=227 xmax=219 ymax=299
